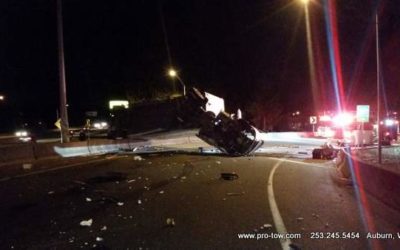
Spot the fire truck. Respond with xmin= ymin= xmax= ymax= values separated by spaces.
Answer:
xmin=315 ymin=111 xmax=374 ymax=146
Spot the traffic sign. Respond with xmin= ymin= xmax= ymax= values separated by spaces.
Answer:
xmin=309 ymin=116 xmax=317 ymax=124
xmin=356 ymin=105 xmax=370 ymax=122
xmin=54 ymin=118 xmax=61 ymax=130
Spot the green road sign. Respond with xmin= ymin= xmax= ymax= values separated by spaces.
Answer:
xmin=356 ymin=105 xmax=370 ymax=122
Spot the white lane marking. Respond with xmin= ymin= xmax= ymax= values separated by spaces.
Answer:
xmin=0 ymin=156 xmax=122 ymax=182
xmin=268 ymin=159 xmax=291 ymax=250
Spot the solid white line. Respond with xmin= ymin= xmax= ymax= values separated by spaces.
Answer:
xmin=268 ymin=159 xmax=291 ymax=250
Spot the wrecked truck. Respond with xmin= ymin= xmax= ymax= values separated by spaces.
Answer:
xmin=179 ymin=87 xmax=264 ymax=156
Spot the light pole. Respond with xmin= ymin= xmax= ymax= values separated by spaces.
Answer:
xmin=376 ymin=13 xmax=382 ymax=164
xmin=301 ymin=0 xmax=318 ymax=110
xmin=168 ymin=69 xmax=186 ymax=96
xmin=57 ymin=0 xmax=70 ymax=143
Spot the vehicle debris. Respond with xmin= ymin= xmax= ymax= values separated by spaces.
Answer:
xmin=80 ymin=219 xmax=93 ymax=227
xmin=312 ymin=144 xmax=338 ymax=160
xmin=166 ymin=218 xmax=176 ymax=227
xmin=101 ymin=226 xmax=107 ymax=231
xmin=96 ymin=237 xmax=104 ymax=242
xmin=263 ymin=224 xmax=273 ymax=229
xmin=22 ymin=163 xmax=32 ymax=170
xmin=226 ymin=192 xmax=245 ymax=196
xmin=296 ymin=217 xmax=304 ymax=222
xmin=220 ymin=172 xmax=239 ymax=181
xmin=117 ymin=202 xmax=124 ymax=206
xmin=134 ymin=156 xmax=144 ymax=161
xmin=86 ymin=197 xmax=92 ymax=202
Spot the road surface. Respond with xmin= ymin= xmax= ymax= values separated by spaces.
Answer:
xmin=1 ymin=152 xmax=399 ymax=249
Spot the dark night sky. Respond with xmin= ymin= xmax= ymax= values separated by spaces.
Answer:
xmin=0 ymin=0 xmax=399 ymax=128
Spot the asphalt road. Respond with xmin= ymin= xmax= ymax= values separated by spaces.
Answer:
xmin=1 ymin=153 xmax=399 ymax=249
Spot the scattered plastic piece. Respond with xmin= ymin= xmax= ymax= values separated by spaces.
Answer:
xmin=48 ymin=191 xmax=55 ymax=195
xmin=86 ymin=197 xmax=92 ymax=202
xmin=117 ymin=202 xmax=124 ymax=206
xmin=80 ymin=219 xmax=93 ymax=227
xmin=22 ymin=163 xmax=32 ymax=170
xmin=137 ymin=199 xmax=142 ymax=205
xmin=159 ymin=190 xmax=165 ymax=194
xmin=226 ymin=192 xmax=245 ymax=196
xmin=134 ymin=156 xmax=144 ymax=161
xmin=96 ymin=237 xmax=103 ymax=242
xmin=216 ymin=161 xmax=221 ymax=165
xmin=166 ymin=218 xmax=175 ymax=227
xmin=101 ymin=226 xmax=107 ymax=231
xmin=296 ymin=217 xmax=304 ymax=222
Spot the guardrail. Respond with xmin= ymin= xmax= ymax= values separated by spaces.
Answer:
xmin=334 ymin=147 xmax=400 ymax=211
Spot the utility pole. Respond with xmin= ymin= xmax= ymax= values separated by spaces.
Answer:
xmin=376 ymin=13 xmax=381 ymax=163
xmin=57 ymin=0 xmax=70 ymax=143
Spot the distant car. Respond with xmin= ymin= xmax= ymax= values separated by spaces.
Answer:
xmin=15 ymin=129 xmax=32 ymax=142
xmin=70 ymin=120 xmax=110 ymax=141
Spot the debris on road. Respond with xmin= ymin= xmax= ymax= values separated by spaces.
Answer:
xmin=117 ymin=202 xmax=124 ymax=206
xmin=48 ymin=191 xmax=55 ymax=195
xmin=312 ymin=213 xmax=319 ymax=219
xmin=220 ymin=172 xmax=239 ymax=181
xmin=312 ymin=144 xmax=338 ymax=160
xmin=325 ymin=223 xmax=330 ymax=228
xmin=216 ymin=161 xmax=221 ymax=165
xmin=289 ymin=242 xmax=302 ymax=250
xmin=86 ymin=197 xmax=92 ymax=202
xmin=226 ymin=192 xmax=245 ymax=196
xmin=134 ymin=156 xmax=144 ymax=161
xmin=262 ymin=224 xmax=273 ymax=229
xmin=180 ymin=176 xmax=187 ymax=180
xmin=137 ymin=199 xmax=142 ymax=205
xmin=80 ymin=219 xmax=93 ymax=227
xmin=101 ymin=226 xmax=107 ymax=231
xmin=166 ymin=218 xmax=176 ymax=227
xmin=127 ymin=179 xmax=136 ymax=183
xmin=296 ymin=217 xmax=304 ymax=222
xmin=96 ymin=237 xmax=104 ymax=242
xmin=159 ymin=190 xmax=165 ymax=194
xmin=22 ymin=163 xmax=32 ymax=170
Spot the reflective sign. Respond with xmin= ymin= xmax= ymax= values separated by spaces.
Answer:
xmin=356 ymin=105 xmax=370 ymax=122
xmin=309 ymin=116 xmax=317 ymax=124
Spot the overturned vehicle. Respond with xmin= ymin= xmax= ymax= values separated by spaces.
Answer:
xmin=179 ymin=87 xmax=264 ymax=156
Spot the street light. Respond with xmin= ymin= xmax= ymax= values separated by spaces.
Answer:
xmin=168 ymin=68 xmax=186 ymax=96
xmin=300 ymin=0 xmax=318 ymax=111
xmin=0 ymin=95 xmax=4 ymax=101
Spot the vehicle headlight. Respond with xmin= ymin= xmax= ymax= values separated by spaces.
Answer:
xmin=15 ymin=131 xmax=28 ymax=137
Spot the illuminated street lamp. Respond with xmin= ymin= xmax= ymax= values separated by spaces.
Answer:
xmin=168 ymin=68 xmax=186 ymax=96
xmin=300 ymin=0 xmax=318 ymax=111
xmin=0 ymin=95 xmax=4 ymax=101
